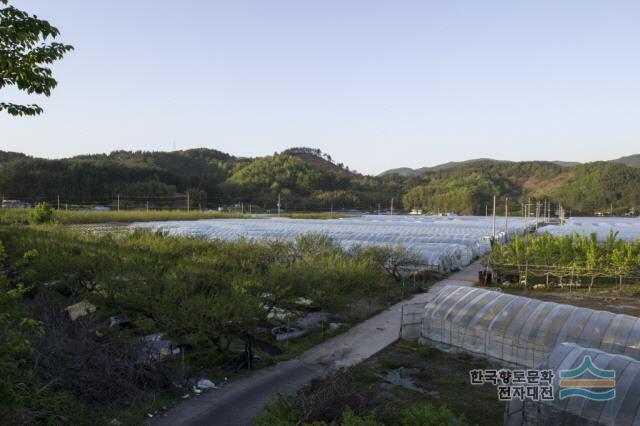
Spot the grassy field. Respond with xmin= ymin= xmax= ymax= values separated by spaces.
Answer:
xmin=0 ymin=208 xmax=352 ymax=225
xmin=367 ymin=341 xmax=505 ymax=426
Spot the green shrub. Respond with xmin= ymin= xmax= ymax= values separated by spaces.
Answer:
xmin=255 ymin=395 xmax=297 ymax=426
xmin=28 ymin=202 xmax=53 ymax=224
xmin=351 ymin=366 xmax=380 ymax=384
xmin=416 ymin=345 xmax=442 ymax=360
xmin=342 ymin=407 xmax=383 ymax=426
xmin=400 ymin=403 xmax=465 ymax=426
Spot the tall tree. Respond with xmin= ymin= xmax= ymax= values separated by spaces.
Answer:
xmin=0 ymin=0 xmax=73 ymax=116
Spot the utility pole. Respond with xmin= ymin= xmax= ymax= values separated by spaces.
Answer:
xmin=485 ymin=204 xmax=488 ymax=217
xmin=186 ymin=192 xmax=190 ymax=212
xmin=277 ymin=192 xmax=281 ymax=216
xmin=559 ymin=204 xmax=562 ymax=224
xmin=535 ymin=201 xmax=540 ymax=230
xmin=117 ymin=194 xmax=120 ymax=212
xmin=504 ymin=196 xmax=509 ymax=240
xmin=543 ymin=199 xmax=547 ymax=223
xmin=492 ymin=195 xmax=496 ymax=240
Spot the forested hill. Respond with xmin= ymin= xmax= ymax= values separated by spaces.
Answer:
xmin=0 ymin=150 xmax=29 ymax=163
xmin=612 ymin=154 xmax=640 ymax=168
xmin=401 ymin=160 xmax=640 ymax=215
xmin=0 ymin=147 xmax=639 ymax=215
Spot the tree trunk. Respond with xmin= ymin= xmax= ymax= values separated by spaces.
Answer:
xmin=569 ymin=269 xmax=574 ymax=293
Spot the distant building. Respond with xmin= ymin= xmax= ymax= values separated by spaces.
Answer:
xmin=1 ymin=199 xmax=30 ymax=209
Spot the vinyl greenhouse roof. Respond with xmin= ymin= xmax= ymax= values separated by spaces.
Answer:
xmin=421 ymin=285 xmax=640 ymax=367
xmin=506 ymin=343 xmax=640 ymax=426
xmin=132 ymin=215 xmax=535 ymax=273
xmin=539 ymin=217 xmax=640 ymax=242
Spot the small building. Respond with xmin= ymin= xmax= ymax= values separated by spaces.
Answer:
xmin=1 ymin=199 xmax=30 ymax=209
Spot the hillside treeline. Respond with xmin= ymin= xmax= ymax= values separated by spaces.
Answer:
xmin=403 ymin=160 xmax=640 ymax=215
xmin=1 ymin=148 xmax=639 ymax=215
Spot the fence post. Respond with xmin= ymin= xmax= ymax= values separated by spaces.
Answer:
xmin=399 ymin=304 xmax=404 ymax=338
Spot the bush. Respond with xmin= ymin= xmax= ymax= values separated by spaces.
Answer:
xmin=257 ymin=397 xmax=464 ymax=426
xmin=342 ymin=407 xmax=383 ymax=426
xmin=400 ymin=403 xmax=465 ymax=426
xmin=28 ymin=202 xmax=53 ymax=224
xmin=255 ymin=395 xmax=297 ymax=426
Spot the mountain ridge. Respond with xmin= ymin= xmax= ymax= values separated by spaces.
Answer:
xmin=379 ymin=155 xmax=638 ymax=176
xmin=1 ymin=147 xmax=639 ymax=215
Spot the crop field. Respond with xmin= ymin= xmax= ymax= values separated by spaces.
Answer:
xmin=133 ymin=215 xmax=536 ymax=273
xmin=0 ymin=208 xmax=352 ymax=225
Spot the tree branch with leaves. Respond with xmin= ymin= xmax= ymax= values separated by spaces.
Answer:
xmin=0 ymin=0 xmax=73 ymax=116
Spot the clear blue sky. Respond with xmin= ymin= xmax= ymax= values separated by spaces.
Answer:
xmin=2 ymin=0 xmax=639 ymax=174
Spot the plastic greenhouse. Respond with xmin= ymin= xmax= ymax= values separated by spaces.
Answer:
xmin=505 ymin=343 xmax=640 ymax=426
xmin=421 ymin=285 xmax=640 ymax=367
xmin=133 ymin=215 xmax=535 ymax=273
xmin=539 ymin=217 xmax=640 ymax=242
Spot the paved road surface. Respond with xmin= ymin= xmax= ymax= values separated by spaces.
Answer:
xmin=148 ymin=262 xmax=481 ymax=426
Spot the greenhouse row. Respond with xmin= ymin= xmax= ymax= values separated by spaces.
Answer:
xmin=505 ymin=343 xmax=640 ymax=425
xmin=133 ymin=215 xmax=535 ymax=273
xmin=539 ymin=217 xmax=640 ymax=242
xmin=421 ymin=285 xmax=640 ymax=367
